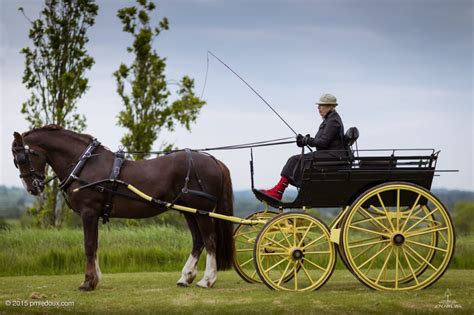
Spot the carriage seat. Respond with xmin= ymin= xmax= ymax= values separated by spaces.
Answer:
xmin=344 ymin=127 xmax=359 ymax=146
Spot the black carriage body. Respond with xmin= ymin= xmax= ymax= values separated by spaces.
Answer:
xmin=253 ymin=149 xmax=438 ymax=209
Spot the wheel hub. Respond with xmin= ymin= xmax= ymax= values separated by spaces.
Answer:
xmin=392 ymin=233 xmax=405 ymax=246
xmin=291 ymin=249 xmax=304 ymax=260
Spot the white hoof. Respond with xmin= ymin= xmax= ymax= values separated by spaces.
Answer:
xmin=196 ymin=278 xmax=215 ymax=288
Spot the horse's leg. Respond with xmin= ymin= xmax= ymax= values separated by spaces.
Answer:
xmin=177 ymin=214 xmax=204 ymax=287
xmin=195 ymin=217 xmax=218 ymax=288
xmin=79 ymin=209 xmax=101 ymax=291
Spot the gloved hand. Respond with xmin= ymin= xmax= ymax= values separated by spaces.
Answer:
xmin=303 ymin=134 xmax=312 ymax=146
xmin=296 ymin=134 xmax=305 ymax=147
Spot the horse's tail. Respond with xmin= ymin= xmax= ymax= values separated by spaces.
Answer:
xmin=214 ymin=160 xmax=234 ymax=271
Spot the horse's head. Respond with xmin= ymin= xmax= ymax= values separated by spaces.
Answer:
xmin=12 ymin=131 xmax=48 ymax=195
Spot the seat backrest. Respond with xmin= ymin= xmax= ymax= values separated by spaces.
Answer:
xmin=344 ymin=127 xmax=359 ymax=146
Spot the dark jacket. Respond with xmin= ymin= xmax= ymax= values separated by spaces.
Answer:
xmin=307 ymin=110 xmax=346 ymax=156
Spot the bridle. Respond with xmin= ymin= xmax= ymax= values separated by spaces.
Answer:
xmin=12 ymin=144 xmax=47 ymax=192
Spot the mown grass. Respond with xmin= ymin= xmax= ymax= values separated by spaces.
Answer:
xmin=1 ymin=226 xmax=473 ymax=277
xmin=0 ymin=270 xmax=472 ymax=314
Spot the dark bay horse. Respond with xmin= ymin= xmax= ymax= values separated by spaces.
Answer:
xmin=11 ymin=125 xmax=234 ymax=291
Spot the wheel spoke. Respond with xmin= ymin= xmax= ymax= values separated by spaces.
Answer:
xmin=348 ymin=236 xmax=380 ymax=245
xmin=377 ymin=193 xmax=396 ymax=232
xmin=401 ymin=247 xmax=419 ymax=285
xmin=375 ymin=247 xmax=393 ymax=284
xmin=263 ymin=235 xmax=289 ymax=250
xmin=404 ymin=243 xmax=438 ymax=271
xmin=396 ymin=189 xmax=401 ymax=231
xmin=403 ymin=246 xmax=422 ymax=267
xmin=302 ymin=234 xmax=325 ymax=250
xmin=300 ymin=260 xmax=315 ymax=285
xmin=352 ymin=243 xmax=377 ymax=261
xmin=276 ymin=260 xmax=292 ymax=285
xmin=438 ymin=229 xmax=448 ymax=245
xmin=240 ymin=257 xmax=254 ymax=267
xmin=276 ymin=222 xmax=292 ymax=247
xmin=304 ymin=250 xmax=331 ymax=255
xmin=405 ymin=226 xmax=448 ymax=238
xmin=405 ymin=239 xmax=447 ymax=253
xmin=259 ymin=252 xmax=287 ymax=256
xmin=251 ymin=269 xmax=257 ymax=279
xmin=294 ymin=261 xmax=298 ymax=290
xmin=264 ymin=256 xmax=289 ymax=273
xmin=360 ymin=207 xmax=392 ymax=234
xmin=293 ymin=218 xmax=297 ymax=247
xmin=349 ymin=225 xmax=390 ymax=237
xmin=348 ymin=238 xmax=390 ymax=249
xmin=236 ymin=248 xmax=254 ymax=252
xmin=404 ymin=206 xmax=439 ymax=233
xmin=395 ymin=247 xmax=399 ymax=289
xmin=400 ymin=194 xmax=422 ymax=231
xmin=397 ymin=249 xmax=407 ymax=278
xmin=302 ymin=257 xmax=326 ymax=271
xmin=297 ymin=222 xmax=314 ymax=247
xmin=358 ymin=243 xmax=391 ymax=269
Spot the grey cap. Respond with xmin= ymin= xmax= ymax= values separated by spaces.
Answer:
xmin=316 ymin=93 xmax=338 ymax=106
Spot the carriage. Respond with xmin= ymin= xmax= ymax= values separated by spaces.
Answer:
xmin=12 ymin=126 xmax=455 ymax=292
xmin=232 ymin=142 xmax=455 ymax=292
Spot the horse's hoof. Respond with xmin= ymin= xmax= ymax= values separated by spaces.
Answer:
xmin=79 ymin=281 xmax=96 ymax=291
xmin=176 ymin=281 xmax=189 ymax=287
xmin=196 ymin=280 xmax=213 ymax=289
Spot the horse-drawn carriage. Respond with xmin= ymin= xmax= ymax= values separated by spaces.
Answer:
xmin=12 ymin=126 xmax=455 ymax=292
xmin=233 ymin=143 xmax=455 ymax=291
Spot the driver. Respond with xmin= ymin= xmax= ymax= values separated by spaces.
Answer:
xmin=259 ymin=93 xmax=346 ymax=200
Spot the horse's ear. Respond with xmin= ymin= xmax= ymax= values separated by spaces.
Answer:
xmin=13 ymin=132 xmax=23 ymax=145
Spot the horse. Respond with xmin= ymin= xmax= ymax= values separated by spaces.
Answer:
xmin=11 ymin=125 xmax=234 ymax=291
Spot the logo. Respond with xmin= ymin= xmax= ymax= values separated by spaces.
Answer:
xmin=434 ymin=289 xmax=463 ymax=309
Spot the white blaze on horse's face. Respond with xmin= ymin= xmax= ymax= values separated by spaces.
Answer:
xmin=196 ymin=253 xmax=217 ymax=288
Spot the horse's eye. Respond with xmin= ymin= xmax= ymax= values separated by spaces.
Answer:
xmin=16 ymin=153 xmax=27 ymax=163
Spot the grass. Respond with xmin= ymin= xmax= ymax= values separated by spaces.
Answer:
xmin=0 ymin=226 xmax=193 ymax=276
xmin=1 ymin=226 xmax=473 ymax=277
xmin=0 ymin=270 xmax=472 ymax=314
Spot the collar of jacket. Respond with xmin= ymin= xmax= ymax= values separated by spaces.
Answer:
xmin=323 ymin=109 xmax=336 ymax=120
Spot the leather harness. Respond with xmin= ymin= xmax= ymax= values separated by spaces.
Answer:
xmin=59 ymin=141 xmax=217 ymax=224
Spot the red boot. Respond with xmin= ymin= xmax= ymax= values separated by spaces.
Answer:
xmin=260 ymin=177 xmax=289 ymax=200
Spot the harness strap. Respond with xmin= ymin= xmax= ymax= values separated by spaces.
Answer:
xmin=59 ymin=139 xmax=101 ymax=191
xmin=101 ymin=149 xmax=125 ymax=224
xmin=171 ymin=149 xmax=217 ymax=206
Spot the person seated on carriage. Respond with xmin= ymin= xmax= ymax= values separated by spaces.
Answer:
xmin=259 ymin=93 xmax=347 ymax=200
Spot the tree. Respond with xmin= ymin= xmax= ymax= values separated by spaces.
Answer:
xmin=19 ymin=0 xmax=98 ymax=227
xmin=114 ymin=0 xmax=205 ymax=160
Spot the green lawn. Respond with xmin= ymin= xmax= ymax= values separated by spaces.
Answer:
xmin=0 ymin=270 xmax=472 ymax=314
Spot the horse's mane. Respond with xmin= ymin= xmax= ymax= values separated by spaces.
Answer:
xmin=22 ymin=124 xmax=95 ymax=143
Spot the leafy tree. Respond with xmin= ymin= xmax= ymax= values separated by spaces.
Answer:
xmin=19 ymin=0 xmax=98 ymax=227
xmin=114 ymin=0 xmax=205 ymax=160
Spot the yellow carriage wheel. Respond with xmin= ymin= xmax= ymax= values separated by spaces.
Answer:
xmin=254 ymin=212 xmax=336 ymax=291
xmin=233 ymin=210 xmax=278 ymax=283
xmin=341 ymin=182 xmax=455 ymax=291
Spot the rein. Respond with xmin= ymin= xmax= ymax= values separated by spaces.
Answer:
xmin=123 ymin=137 xmax=295 ymax=156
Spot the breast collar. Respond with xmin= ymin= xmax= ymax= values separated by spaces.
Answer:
xmin=58 ymin=139 xmax=101 ymax=191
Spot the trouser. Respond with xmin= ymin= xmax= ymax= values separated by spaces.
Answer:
xmin=281 ymin=151 xmax=343 ymax=187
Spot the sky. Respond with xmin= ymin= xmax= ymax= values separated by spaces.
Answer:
xmin=0 ymin=0 xmax=473 ymax=192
